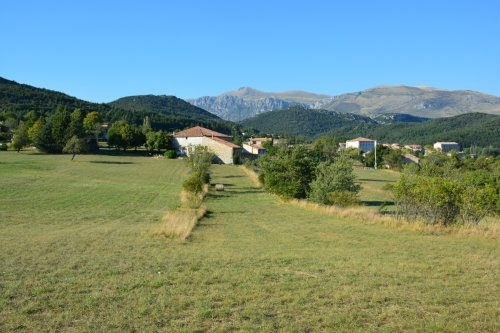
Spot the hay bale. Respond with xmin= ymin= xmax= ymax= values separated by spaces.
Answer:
xmin=215 ymin=184 xmax=224 ymax=191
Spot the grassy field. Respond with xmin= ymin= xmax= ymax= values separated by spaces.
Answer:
xmin=354 ymin=167 xmax=398 ymax=211
xmin=1 ymin=152 xmax=499 ymax=332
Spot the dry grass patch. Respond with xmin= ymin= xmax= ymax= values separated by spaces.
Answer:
xmin=286 ymin=198 xmax=499 ymax=239
xmin=240 ymin=165 xmax=262 ymax=187
xmin=157 ymin=185 xmax=209 ymax=240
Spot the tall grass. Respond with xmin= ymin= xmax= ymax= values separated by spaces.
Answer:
xmin=286 ymin=198 xmax=499 ymax=238
xmin=157 ymin=184 xmax=209 ymax=240
xmin=240 ymin=165 xmax=262 ymax=187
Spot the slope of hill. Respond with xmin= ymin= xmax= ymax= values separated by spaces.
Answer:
xmin=370 ymin=113 xmax=430 ymax=124
xmin=329 ymin=113 xmax=500 ymax=148
xmin=239 ymin=106 xmax=377 ymax=137
xmin=0 ymin=77 xmax=234 ymax=134
xmin=187 ymin=87 xmax=331 ymax=121
xmin=314 ymin=85 xmax=500 ymax=118
xmin=108 ymin=95 xmax=221 ymax=121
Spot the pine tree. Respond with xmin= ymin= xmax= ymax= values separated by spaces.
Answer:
xmin=67 ymin=109 xmax=85 ymax=138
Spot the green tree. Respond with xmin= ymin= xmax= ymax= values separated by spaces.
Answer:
xmin=12 ymin=122 xmax=29 ymax=152
xmin=308 ymin=157 xmax=360 ymax=205
xmin=63 ymin=135 xmax=89 ymax=160
xmin=146 ymin=131 xmax=158 ymax=152
xmin=28 ymin=119 xmax=45 ymax=143
xmin=312 ymin=136 xmax=339 ymax=161
xmin=83 ymin=112 xmax=102 ymax=135
xmin=50 ymin=106 xmax=71 ymax=151
xmin=259 ymin=145 xmax=317 ymax=199
xmin=36 ymin=119 xmax=58 ymax=153
xmin=131 ymin=128 xmax=146 ymax=150
xmin=183 ymin=145 xmax=214 ymax=193
xmin=67 ymin=109 xmax=85 ymax=138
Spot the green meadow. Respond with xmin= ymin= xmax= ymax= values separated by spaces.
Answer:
xmin=1 ymin=152 xmax=498 ymax=332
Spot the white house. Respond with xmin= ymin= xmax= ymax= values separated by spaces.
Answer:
xmin=346 ymin=137 xmax=377 ymax=152
xmin=243 ymin=143 xmax=267 ymax=156
xmin=433 ymin=142 xmax=461 ymax=153
xmin=172 ymin=126 xmax=242 ymax=164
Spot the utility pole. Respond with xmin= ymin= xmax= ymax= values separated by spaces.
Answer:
xmin=374 ymin=140 xmax=377 ymax=170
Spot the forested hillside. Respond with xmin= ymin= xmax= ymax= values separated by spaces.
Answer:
xmin=329 ymin=113 xmax=500 ymax=147
xmin=0 ymin=77 xmax=234 ymax=133
xmin=239 ymin=106 xmax=376 ymax=136
xmin=108 ymin=95 xmax=221 ymax=121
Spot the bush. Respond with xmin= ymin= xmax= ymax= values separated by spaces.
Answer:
xmin=0 ymin=143 xmax=7 ymax=151
xmin=165 ymin=150 xmax=177 ymax=159
xmin=308 ymin=158 xmax=360 ymax=205
xmin=182 ymin=176 xmax=204 ymax=194
xmin=259 ymin=146 xmax=317 ymax=199
xmin=393 ymin=166 xmax=497 ymax=226
xmin=233 ymin=153 xmax=241 ymax=165
xmin=328 ymin=191 xmax=360 ymax=207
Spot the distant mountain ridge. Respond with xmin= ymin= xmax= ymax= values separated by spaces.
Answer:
xmin=187 ymin=87 xmax=331 ymax=121
xmin=314 ymin=85 xmax=500 ymax=118
xmin=188 ymin=85 xmax=500 ymax=121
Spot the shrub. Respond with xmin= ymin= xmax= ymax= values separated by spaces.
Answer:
xmin=182 ymin=175 xmax=204 ymax=194
xmin=233 ymin=153 xmax=241 ymax=165
xmin=328 ymin=191 xmax=360 ymax=207
xmin=308 ymin=158 xmax=360 ymax=205
xmin=259 ymin=145 xmax=317 ymax=199
xmin=0 ymin=143 xmax=7 ymax=151
xmin=165 ymin=150 xmax=177 ymax=159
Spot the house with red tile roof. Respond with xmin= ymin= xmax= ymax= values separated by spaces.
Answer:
xmin=172 ymin=126 xmax=241 ymax=164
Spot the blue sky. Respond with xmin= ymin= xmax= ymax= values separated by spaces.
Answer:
xmin=1 ymin=0 xmax=499 ymax=102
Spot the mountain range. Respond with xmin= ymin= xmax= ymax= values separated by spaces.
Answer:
xmin=188 ymin=85 xmax=500 ymax=121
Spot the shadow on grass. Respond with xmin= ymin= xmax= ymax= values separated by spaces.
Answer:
xmin=89 ymin=161 xmax=135 ymax=165
xmin=358 ymin=178 xmax=396 ymax=182
xmin=361 ymin=201 xmax=395 ymax=207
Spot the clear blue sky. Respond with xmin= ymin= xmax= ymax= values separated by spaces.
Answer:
xmin=1 ymin=0 xmax=499 ymax=102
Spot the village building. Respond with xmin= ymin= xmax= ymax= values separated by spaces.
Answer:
xmin=404 ymin=144 xmax=424 ymax=154
xmin=345 ymin=137 xmax=377 ymax=152
xmin=433 ymin=142 xmax=461 ymax=153
xmin=242 ymin=143 xmax=267 ymax=156
xmin=172 ymin=126 xmax=242 ymax=164
xmin=402 ymin=153 xmax=421 ymax=166
xmin=248 ymin=138 xmax=272 ymax=147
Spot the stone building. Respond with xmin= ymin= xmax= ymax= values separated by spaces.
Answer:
xmin=433 ymin=142 xmax=461 ymax=153
xmin=172 ymin=126 xmax=242 ymax=164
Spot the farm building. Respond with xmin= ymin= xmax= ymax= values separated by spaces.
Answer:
xmin=172 ymin=126 xmax=242 ymax=164
xmin=433 ymin=142 xmax=461 ymax=153
xmin=243 ymin=143 xmax=267 ymax=156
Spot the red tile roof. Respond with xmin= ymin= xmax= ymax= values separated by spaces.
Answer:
xmin=210 ymin=136 xmax=241 ymax=148
xmin=174 ymin=126 xmax=231 ymax=138
xmin=347 ymin=137 xmax=375 ymax=142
